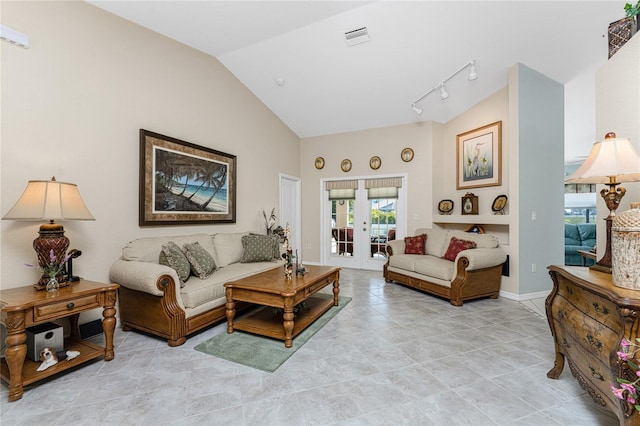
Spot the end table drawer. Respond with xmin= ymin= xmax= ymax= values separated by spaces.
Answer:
xmin=34 ymin=294 xmax=101 ymax=321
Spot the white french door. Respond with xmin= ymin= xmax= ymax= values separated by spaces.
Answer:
xmin=322 ymin=175 xmax=406 ymax=271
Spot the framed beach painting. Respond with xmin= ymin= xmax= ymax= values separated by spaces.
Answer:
xmin=456 ymin=121 xmax=502 ymax=190
xmin=139 ymin=129 xmax=236 ymax=226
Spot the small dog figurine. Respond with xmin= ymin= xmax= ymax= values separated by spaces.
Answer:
xmin=37 ymin=347 xmax=81 ymax=371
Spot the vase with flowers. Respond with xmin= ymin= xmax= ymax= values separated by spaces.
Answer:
xmin=26 ymin=249 xmax=70 ymax=292
xmin=611 ymin=337 xmax=640 ymax=414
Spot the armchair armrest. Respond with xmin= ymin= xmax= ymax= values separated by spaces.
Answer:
xmin=386 ymin=239 xmax=405 ymax=256
xmin=457 ymin=247 xmax=507 ymax=271
xmin=109 ymin=260 xmax=180 ymax=297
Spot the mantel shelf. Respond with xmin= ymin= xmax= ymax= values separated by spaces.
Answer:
xmin=433 ymin=214 xmax=510 ymax=225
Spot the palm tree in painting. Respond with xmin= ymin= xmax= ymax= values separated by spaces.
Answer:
xmin=200 ymin=164 xmax=227 ymax=210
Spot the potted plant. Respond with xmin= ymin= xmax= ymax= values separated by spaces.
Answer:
xmin=609 ymin=1 xmax=639 ymax=58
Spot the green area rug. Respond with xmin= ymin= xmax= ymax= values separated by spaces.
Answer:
xmin=195 ymin=295 xmax=351 ymax=372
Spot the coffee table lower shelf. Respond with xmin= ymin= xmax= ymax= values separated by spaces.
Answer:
xmin=233 ymin=296 xmax=334 ymax=342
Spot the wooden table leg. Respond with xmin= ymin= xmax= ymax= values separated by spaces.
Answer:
xmin=225 ymin=288 xmax=236 ymax=334
xmin=102 ymin=289 xmax=117 ymax=361
xmin=4 ymin=311 xmax=27 ymax=401
xmin=283 ymin=298 xmax=294 ymax=348
xmin=333 ymin=272 xmax=340 ymax=306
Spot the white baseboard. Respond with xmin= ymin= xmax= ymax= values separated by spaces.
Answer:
xmin=500 ymin=289 xmax=551 ymax=302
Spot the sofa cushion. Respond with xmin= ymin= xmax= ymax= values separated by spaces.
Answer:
xmin=443 ymin=237 xmax=477 ymax=262
xmin=564 ymin=224 xmax=581 ymax=246
xmin=414 ymin=256 xmax=455 ymax=281
xmin=404 ymin=234 xmax=427 ymax=254
xmin=416 ymin=228 xmax=449 ymax=257
xmin=448 ymin=230 xmax=499 ymax=249
xmin=123 ymin=233 xmax=215 ymax=263
xmin=158 ymin=241 xmax=190 ymax=287
xmin=577 ymin=223 xmax=597 ymax=248
xmin=183 ymin=241 xmax=216 ymax=279
xmin=212 ymin=232 xmax=249 ymax=267
xmin=241 ymin=234 xmax=280 ymax=263
xmin=388 ymin=254 xmax=417 ymax=272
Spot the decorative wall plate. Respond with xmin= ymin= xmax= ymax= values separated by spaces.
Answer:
xmin=314 ymin=157 xmax=325 ymax=170
xmin=438 ymin=199 xmax=454 ymax=215
xmin=369 ymin=156 xmax=381 ymax=170
xmin=492 ymin=194 xmax=508 ymax=214
xmin=401 ymin=147 xmax=414 ymax=162
xmin=341 ymin=159 xmax=352 ymax=172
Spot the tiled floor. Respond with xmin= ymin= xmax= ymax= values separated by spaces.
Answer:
xmin=1 ymin=269 xmax=619 ymax=425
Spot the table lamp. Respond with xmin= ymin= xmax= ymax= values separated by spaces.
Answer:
xmin=565 ymin=132 xmax=640 ymax=273
xmin=2 ymin=177 xmax=95 ymax=287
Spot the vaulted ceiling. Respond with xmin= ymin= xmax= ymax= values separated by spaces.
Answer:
xmin=89 ymin=1 xmax=623 ymax=148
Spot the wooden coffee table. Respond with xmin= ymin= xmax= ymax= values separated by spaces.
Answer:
xmin=224 ymin=265 xmax=340 ymax=347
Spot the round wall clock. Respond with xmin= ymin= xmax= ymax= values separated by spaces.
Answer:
xmin=314 ymin=157 xmax=325 ymax=170
xmin=369 ymin=156 xmax=381 ymax=170
xmin=341 ymin=159 xmax=352 ymax=172
xmin=401 ymin=147 xmax=414 ymax=162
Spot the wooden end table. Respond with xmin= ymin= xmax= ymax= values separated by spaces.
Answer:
xmin=0 ymin=279 xmax=119 ymax=401
xmin=224 ymin=265 xmax=340 ymax=348
xmin=577 ymin=249 xmax=597 ymax=266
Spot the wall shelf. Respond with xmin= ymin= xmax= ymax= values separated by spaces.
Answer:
xmin=433 ymin=214 xmax=510 ymax=225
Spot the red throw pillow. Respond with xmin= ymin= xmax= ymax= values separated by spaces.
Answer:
xmin=404 ymin=234 xmax=427 ymax=254
xmin=443 ymin=237 xmax=477 ymax=261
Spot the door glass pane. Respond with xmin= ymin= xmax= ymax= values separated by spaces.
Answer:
xmin=369 ymin=198 xmax=396 ymax=259
xmin=330 ymin=199 xmax=354 ymax=256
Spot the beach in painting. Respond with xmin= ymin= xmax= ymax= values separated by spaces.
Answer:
xmin=155 ymin=183 xmax=228 ymax=213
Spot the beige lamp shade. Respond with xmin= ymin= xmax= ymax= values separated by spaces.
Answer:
xmin=565 ymin=134 xmax=640 ymax=184
xmin=2 ymin=178 xmax=94 ymax=221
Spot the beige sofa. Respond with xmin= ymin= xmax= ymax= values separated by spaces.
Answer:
xmin=109 ymin=232 xmax=283 ymax=346
xmin=384 ymin=228 xmax=507 ymax=306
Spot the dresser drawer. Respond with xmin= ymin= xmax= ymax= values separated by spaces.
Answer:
xmin=554 ymin=324 xmax=617 ymax=409
xmin=34 ymin=294 xmax=101 ymax=322
xmin=551 ymin=295 xmax=618 ymax=360
xmin=556 ymin=275 xmax=621 ymax=331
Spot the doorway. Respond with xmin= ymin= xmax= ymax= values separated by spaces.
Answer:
xmin=322 ymin=175 xmax=406 ymax=271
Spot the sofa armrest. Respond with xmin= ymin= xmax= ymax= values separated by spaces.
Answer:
xmin=386 ymin=239 xmax=405 ymax=256
xmin=110 ymin=260 xmax=180 ymax=297
xmin=457 ymin=247 xmax=507 ymax=271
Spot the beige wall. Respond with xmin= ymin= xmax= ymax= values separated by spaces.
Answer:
xmin=300 ymin=122 xmax=434 ymax=262
xmin=1 ymin=1 xmax=299 ymax=289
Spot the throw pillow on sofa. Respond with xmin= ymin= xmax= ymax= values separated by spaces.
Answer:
xmin=183 ymin=241 xmax=216 ymax=279
xmin=405 ymin=234 xmax=427 ymax=254
xmin=241 ymin=234 xmax=280 ymax=263
xmin=443 ymin=237 xmax=477 ymax=262
xmin=159 ymin=241 xmax=191 ymax=287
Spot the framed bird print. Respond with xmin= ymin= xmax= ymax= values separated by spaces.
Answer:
xmin=456 ymin=121 xmax=502 ymax=190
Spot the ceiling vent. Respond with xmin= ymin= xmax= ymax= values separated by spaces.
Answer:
xmin=345 ymin=27 xmax=369 ymax=46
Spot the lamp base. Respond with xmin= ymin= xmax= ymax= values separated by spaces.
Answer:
xmin=589 ymin=214 xmax=613 ymax=274
xmin=33 ymin=221 xmax=69 ymax=288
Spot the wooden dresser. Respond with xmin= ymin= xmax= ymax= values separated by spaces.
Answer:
xmin=546 ymin=265 xmax=640 ymax=425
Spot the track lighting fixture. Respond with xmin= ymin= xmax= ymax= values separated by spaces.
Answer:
xmin=439 ymin=84 xmax=449 ymax=100
xmin=410 ymin=60 xmax=477 ymax=115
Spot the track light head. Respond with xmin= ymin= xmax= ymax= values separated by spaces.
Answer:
xmin=439 ymin=84 xmax=449 ymax=100
xmin=411 ymin=103 xmax=423 ymax=115
xmin=468 ymin=60 xmax=477 ymax=81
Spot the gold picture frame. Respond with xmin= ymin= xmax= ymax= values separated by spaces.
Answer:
xmin=456 ymin=121 xmax=502 ymax=189
xmin=140 ymin=129 xmax=236 ymax=226
xmin=401 ymin=147 xmax=414 ymax=162
xmin=314 ymin=157 xmax=325 ymax=170
xmin=341 ymin=159 xmax=352 ymax=172
xmin=369 ymin=156 xmax=381 ymax=170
